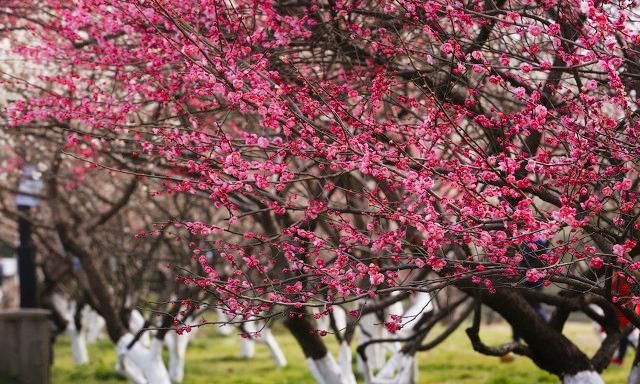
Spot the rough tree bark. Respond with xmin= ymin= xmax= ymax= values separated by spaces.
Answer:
xmin=467 ymin=287 xmax=604 ymax=384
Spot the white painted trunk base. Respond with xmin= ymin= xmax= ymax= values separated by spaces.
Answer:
xmin=354 ymin=294 xmax=432 ymax=384
xmin=312 ymin=306 xmax=347 ymax=336
xmin=399 ymin=292 xmax=433 ymax=332
xmin=357 ymin=313 xmax=388 ymax=374
xmin=337 ymin=342 xmax=357 ymax=384
xmin=333 ymin=307 xmax=347 ymax=334
xmin=51 ymin=293 xmax=90 ymax=365
xmin=68 ymin=325 xmax=89 ymax=365
xmin=305 ymin=343 xmax=357 ymax=384
xmin=239 ymin=319 xmax=287 ymax=367
xmin=215 ymin=308 xmax=234 ymax=336
xmin=115 ymin=310 xmax=150 ymax=374
xmin=116 ymin=335 xmax=171 ymax=384
xmin=308 ymin=354 xmax=346 ymax=384
xmin=83 ymin=307 xmax=106 ymax=343
xmin=128 ymin=310 xmax=150 ymax=347
xmin=630 ymin=329 xmax=640 ymax=349
xmin=257 ymin=328 xmax=288 ymax=367
xmin=165 ymin=320 xmax=198 ymax=383
xmin=313 ymin=307 xmax=330 ymax=332
xmin=238 ymin=328 xmax=288 ymax=367
xmin=387 ymin=301 xmax=405 ymax=322
xmin=239 ymin=337 xmax=256 ymax=358
xmin=363 ymin=352 xmax=416 ymax=384
xmin=307 ymin=348 xmax=416 ymax=384
xmin=629 ymin=365 xmax=640 ymax=384
xmin=563 ymin=371 xmax=604 ymax=384
xmin=240 ymin=318 xmax=258 ymax=359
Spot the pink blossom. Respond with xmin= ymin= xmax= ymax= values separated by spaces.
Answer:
xmin=440 ymin=42 xmax=453 ymax=54
xmin=384 ymin=321 xmax=402 ymax=334
xmin=609 ymin=57 xmax=622 ymax=68
xmin=513 ymin=87 xmax=526 ymax=98
xmin=552 ymin=206 xmax=576 ymax=224
xmin=534 ymin=105 xmax=548 ymax=120
xmin=284 ymin=281 xmax=303 ymax=293
xmin=232 ymin=79 xmax=244 ymax=89
xmin=529 ymin=25 xmax=541 ymax=36
xmin=6 ymin=1 xmax=640 ymax=363
xmin=547 ymin=23 xmax=560 ymax=35
xmin=257 ymin=137 xmax=269 ymax=148
xmin=370 ymin=273 xmax=385 ymax=286
xmin=483 ymin=279 xmax=496 ymax=294
xmin=525 ymin=269 xmax=545 ymax=283
xmin=613 ymin=244 xmax=625 ymax=257
xmin=590 ymin=257 xmax=604 ymax=270
xmin=615 ymin=178 xmax=632 ymax=192
xmin=427 ymin=257 xmax=447 ymax=272
xmin=183 ymin=44 xmax=199 ymax=56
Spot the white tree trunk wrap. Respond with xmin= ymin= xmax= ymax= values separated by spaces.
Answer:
xmin=116 ymin=334 xmax=171 ymax=384
xmin=83 ymin=307 xmax=106 ymax=343
xmin=256 ymin=328 xmax=287 ymax=367
xmin=313 ymin=307 xmax=331 ymax=331
xmin=240 ymin=318 xmax=257 ymax=358
xmin=165 ymin=318 xmax=198 ymax=383
xmin=355 ymin=294 xmax=431 ymax=384
xmin=307 ymin=333 xmax=418 ymax=384
xmin=363 ymin=352 xmax=416 ymax=384
xmin=562 ymin=371 xmax=604 ymax=384
xmin=312 ymin=306 xmax=347 ymax=334
xmin=307 ymin=294 xmax=428 ymax=384
xmin=338 ymin=342 xmax=357 ymax=384
xmin=239 ymin=318 xmax=287 ymax=367
xmin=215 ymin=308 xmax=234 ymax=336
xmin=333 ymin=306 xmax=347 ymax=334
xmin=629 ymin=364 xmax=640 ymax=384
xmin=51 ymin=293 xmax=89 ymax=365
xmin=387 ymin=301 xmax=405 ymax=320
xmin=357 ymin=312 xmax=387 ymax=374
xmin=308 ymin=353 xmax=348 ymax=384
xmin=399 ymin=292 xmax=433 ymax=332
xmin=128 ymin=310 xmax=150 ymax=347
xmin=239 ymin=337 xmax=256 ymax=358
xmin=68 ymin=323 xmax=89 ymax=365
xmin=630 ymin=329 xmax=640 ymax=349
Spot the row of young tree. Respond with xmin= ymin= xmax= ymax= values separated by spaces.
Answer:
xmin=2 ymin=0 xmax=640 ymax=383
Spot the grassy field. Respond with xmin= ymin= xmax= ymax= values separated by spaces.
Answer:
xmin=44 ymin=322 xmax=632 ymax=383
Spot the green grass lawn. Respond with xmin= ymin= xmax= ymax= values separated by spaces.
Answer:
xmin=48 ymin=322 xmax=633 ymax=383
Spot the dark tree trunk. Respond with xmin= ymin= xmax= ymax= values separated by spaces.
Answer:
xmin=463 ymin=285 xmax=596 ymax=378
xmin=56 ymin=225 xmax=128 ymax=342
xmin=284 ymin=310 xmax=329 ymax=360
xmin=17 ymin=206 xmax=38 ymax=308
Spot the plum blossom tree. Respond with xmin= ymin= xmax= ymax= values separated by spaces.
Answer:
xmin=0 ymin=115 xmax=293 ymax=382
xmin=4 ymin=0 xmax=640 ymax=383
